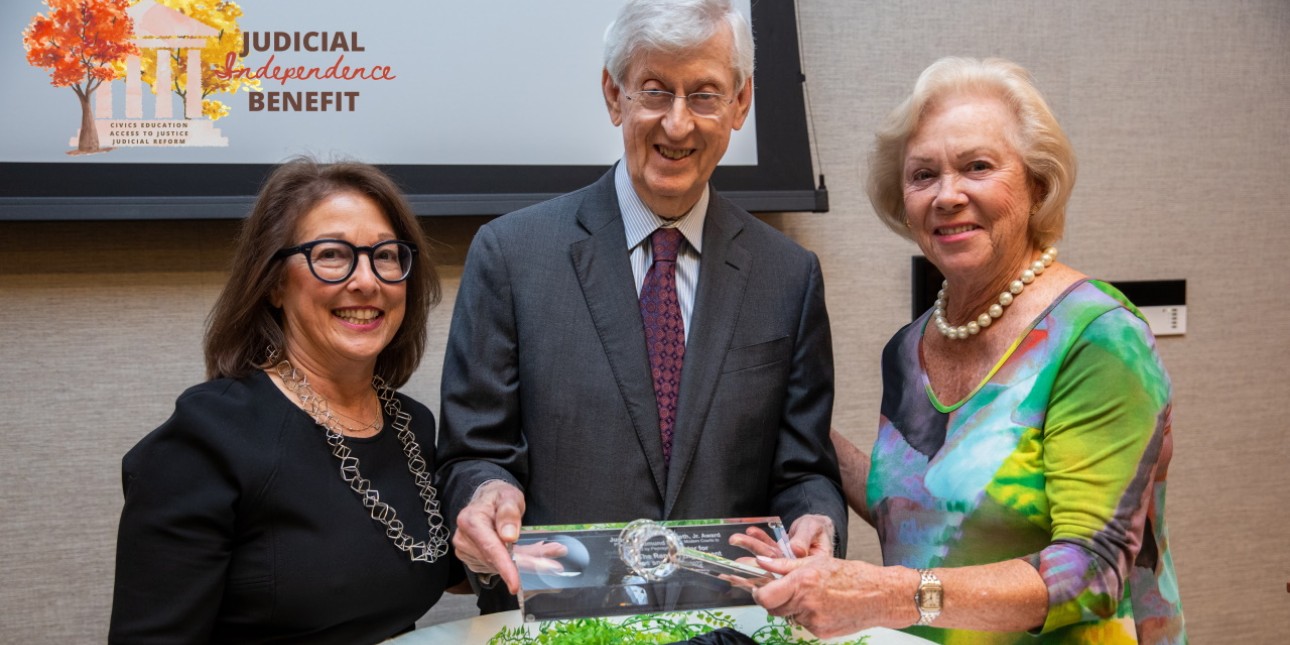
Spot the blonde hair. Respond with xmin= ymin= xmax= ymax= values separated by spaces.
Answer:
xmin=867 ymin=57 xmax=1076 ymax=248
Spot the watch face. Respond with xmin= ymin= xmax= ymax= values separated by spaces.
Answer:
xmin=920 ymin=584 xmax=943 ymax=611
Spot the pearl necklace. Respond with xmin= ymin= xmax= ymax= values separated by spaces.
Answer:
xmin=933 ymin=246 xmax=1058 ymax=340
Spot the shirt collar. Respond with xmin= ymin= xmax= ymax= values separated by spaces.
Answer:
xmin=616 ymin=160 xmax=707 ymax=254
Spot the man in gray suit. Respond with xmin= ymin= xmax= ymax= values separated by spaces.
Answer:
xmin=437 ymin=0 xmax=846 ymax=611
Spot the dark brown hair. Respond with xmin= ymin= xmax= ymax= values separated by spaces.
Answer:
xmin=203 ymin=157 xmax=440 ymax=387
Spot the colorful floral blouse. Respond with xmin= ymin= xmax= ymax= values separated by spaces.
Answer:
xmin=868 ymin=280 xmax=1186 ymax=644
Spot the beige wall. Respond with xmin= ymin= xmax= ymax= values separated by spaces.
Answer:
xmin=2 ymin=0 xmax=1287 ymax=641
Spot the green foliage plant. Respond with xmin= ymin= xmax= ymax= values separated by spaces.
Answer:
xmin=487 ymin=611 xmax=870 ymax=645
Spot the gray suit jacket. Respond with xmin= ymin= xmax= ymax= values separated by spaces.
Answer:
xmin=437 ymin=169 xmax=845 ymax=608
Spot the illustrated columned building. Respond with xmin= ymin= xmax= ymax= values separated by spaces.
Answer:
xmin=77 ymin=0 xmax=228 ymax=147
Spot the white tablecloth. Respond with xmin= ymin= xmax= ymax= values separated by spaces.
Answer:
xmin=388 ymin=606 xmax=932 ymax=644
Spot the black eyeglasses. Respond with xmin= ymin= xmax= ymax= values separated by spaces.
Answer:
xmin=274 ymin=239 xmax=417 ymax=284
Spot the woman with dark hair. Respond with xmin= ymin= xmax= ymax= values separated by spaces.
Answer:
xmin=110 ymin=158 xmax=462 ymax=644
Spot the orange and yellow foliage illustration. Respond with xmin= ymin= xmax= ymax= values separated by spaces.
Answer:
xmin=23 ymin=0 xmax=139 ymax=153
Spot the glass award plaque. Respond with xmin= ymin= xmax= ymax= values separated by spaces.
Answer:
xmin=513 ymin=516 xmax=789 ymax=622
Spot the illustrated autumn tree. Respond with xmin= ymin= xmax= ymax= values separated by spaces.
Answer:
xmin=23 ymin=0 xmax=138 ymax=154
xmin=138 ymin=0 xmax=258 ymax=121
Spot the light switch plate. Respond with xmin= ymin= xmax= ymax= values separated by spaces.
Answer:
xmin=1138 ymin=305 xmax=1186 ymax=336
xmin=1109 ymin=280 xmax=1187 ymax=338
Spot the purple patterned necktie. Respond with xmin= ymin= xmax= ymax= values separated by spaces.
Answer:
xmin=640 ymin=227 xmax=685 ymax=465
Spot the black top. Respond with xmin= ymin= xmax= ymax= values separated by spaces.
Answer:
xmin=110 ymin=371 xmax=462 ymax=644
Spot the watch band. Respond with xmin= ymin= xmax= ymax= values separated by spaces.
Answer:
xmin=915 ymin=568 xmax=943 ymax=626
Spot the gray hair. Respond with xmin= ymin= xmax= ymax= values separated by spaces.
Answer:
xmin=604 ymin=0 xmax=754 ymax=92
xmin=867 ymin=57 xmax=1076 ymax=248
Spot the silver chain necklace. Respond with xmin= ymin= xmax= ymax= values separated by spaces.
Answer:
xmin=272 ymin=359 xmax=450 ymax=563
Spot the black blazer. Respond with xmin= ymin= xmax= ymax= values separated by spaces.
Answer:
xmin=111 ymin=372 xmax=458 ymax=644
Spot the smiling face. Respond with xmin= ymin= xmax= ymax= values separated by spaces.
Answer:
xmin=272 ymin=191 xmax=406 ymax=378
xmin=602 ymin=25 xmax=752 ymax=218
xmin=902 ymin=94 xmax=1038 ymax=288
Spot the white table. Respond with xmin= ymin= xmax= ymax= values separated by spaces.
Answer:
xmin=388 ymin=606 xmax=932 ymax=644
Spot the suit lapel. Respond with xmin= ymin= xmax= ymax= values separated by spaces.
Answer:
xmin=569 ymin=171 xmax=669 ymax=498
xmin=663 ymin=196 xmax=750 ymax=516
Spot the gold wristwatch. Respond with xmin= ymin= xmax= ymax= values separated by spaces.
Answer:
xmin=914 ymin=568 xmax=943 ymax=626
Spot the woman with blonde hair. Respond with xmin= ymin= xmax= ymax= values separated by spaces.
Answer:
xmin=743 ymin=58 xmax=1185 ymax=644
